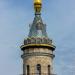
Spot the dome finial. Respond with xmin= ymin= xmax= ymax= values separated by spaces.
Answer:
xmin=34 ymin=0 xmax=42 ymax=14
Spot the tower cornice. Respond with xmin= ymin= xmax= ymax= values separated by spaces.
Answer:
xmin=21 ymin=44 xmax=55 ymax=51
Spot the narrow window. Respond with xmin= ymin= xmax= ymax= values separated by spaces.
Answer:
xmin=23 ymin=64 xmax=25 ymax=74
xmin=27 ymin=65 xmax=30 ymax=75
xmin=48 ymin=65 xmax=50 ymax=75
xmin=37 ymin=64 xmax=41 ymax=75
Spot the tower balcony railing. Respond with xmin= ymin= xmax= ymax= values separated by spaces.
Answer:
xmin=24 ymin=37 xmax=52 ymax=46
xmin=21 ymin=37 xmax=56 ymax=51
xmin=20 ymin=73 xmax=56 ymax=75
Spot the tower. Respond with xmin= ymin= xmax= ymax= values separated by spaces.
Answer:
xmin=20 ymin=0 xmax=56 ymax=75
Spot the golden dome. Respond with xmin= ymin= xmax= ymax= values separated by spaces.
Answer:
xmin=34 ymin=0 xmax=42 ymax=3
xmin=34 ymin=0 xmax=42 ymax=13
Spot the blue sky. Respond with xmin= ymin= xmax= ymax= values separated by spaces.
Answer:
xmin=0 ymin=0 xmax=75 ymax=75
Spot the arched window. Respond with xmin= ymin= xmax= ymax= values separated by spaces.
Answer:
xmin=48 ymin=65 xmax=50 ymax=75
xmin=36 ymin=64 xmax=41 ymax=75
xmin=27 ymin=65 xmax=30 ymax=75
xmin=23 ymin=64 xmax=25 ymax=74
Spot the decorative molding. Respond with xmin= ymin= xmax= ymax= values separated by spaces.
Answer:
xmin=21 ymin=52 xmax=55 ymax=59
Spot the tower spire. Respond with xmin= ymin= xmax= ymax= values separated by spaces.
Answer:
xmin=28 ymin=0 xmax=48 ymax=38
